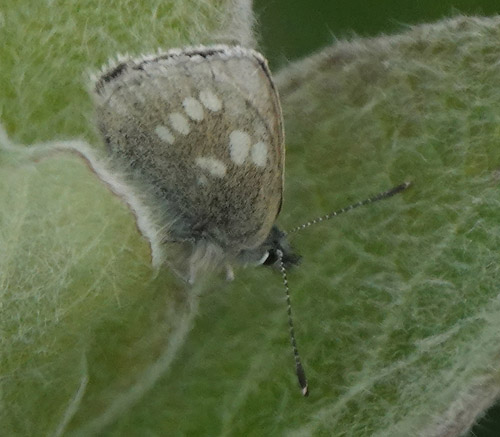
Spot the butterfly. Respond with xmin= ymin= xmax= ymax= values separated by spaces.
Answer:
xmin=93 ymin=44 xmax=410 ymax=396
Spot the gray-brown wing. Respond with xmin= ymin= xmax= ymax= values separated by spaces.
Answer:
xmin=93 ymin=45 xmax=284 ymax=253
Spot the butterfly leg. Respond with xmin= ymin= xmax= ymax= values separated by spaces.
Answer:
xmin=225 ymin=264 xmax=235 ymax=281
xmin=188 ymin=262 xmax=197 ymax=285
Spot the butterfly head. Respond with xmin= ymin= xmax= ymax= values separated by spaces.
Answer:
xmin=236 ymin=225 xmax=300 ymax=269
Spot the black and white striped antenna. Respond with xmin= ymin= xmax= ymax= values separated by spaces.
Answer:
xmin=279 ymin=181 xmax=411 ymax=396
xmin=277 ymin=248 xmax=309 ymax=396
xmin=289 ymin=182 xmax=411 ymax=234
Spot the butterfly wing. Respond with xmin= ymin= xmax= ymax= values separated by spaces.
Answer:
xmin=94 ymin=45 xmax=284 ymax=254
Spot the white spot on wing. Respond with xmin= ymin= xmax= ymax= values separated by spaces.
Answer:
xmin=251 ymin=141 xmax=268 ymax=167
xmin=155 ymin=125 xmax=174 ymax=144
xmin=229 ymin=130 xmax=251 ymax=165
xmin=199 ymin=89 xmax=222 ymax=112
xmin=183 ymin=97 xmax=204 ymax=121
xmin=195 ymin=156 xmax=227 ymax=178
xmin=169 ymin=112 xmax=190 ymax=135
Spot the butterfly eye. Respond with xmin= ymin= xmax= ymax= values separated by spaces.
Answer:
xmin=262 ymin=249 xmax=279 ymax=266
xmin=257 ymin=251 xmax=270 ymax=265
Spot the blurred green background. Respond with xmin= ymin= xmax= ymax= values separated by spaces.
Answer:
xmin=253 ymin=1 xmax=500 ymax=436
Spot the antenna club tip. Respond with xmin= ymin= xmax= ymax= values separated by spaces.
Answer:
xmin=387 ymin=181 xmax=412 ymax=197
xmin=297 ymin=364 xmax=309 ymax=396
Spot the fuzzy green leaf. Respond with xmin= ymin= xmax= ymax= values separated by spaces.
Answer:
xmin=1 ymin=2 xmax=499 ymax=436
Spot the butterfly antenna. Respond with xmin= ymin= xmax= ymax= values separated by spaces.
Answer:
xmin=288 ymin=181 xmax=411 ymax=234
xmin=277 ymin=249 xmax=309 ymax=396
